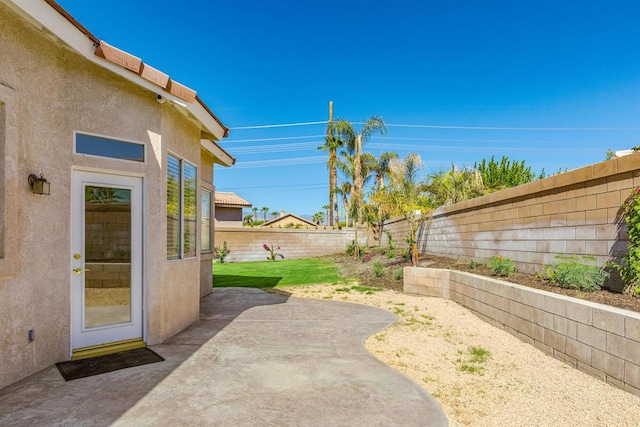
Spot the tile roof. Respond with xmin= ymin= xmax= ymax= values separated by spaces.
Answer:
xmin=42 ymin=0 xmax=229 ymax=138
xmin=214 ymin=192 xmax=252 ymax=208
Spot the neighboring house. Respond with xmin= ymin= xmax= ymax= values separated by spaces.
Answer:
xmin=261 ymin=213 xmax=318 ymax=228
xmin=0 ymin=0 xmax=235 ymax=389
xmin=215 ymin=192 xmax=252 ymax=227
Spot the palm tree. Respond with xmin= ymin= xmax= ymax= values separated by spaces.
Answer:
xmin=337 ymin=117 xmax=387 ymax=256
xmin=426 ymin=164 xmax=484 ymax=207
xmin=322 ymin=204 xmax=330 ymax=226
xmin=335 ymin=181 xmax=352 ymax=227
xmin=252 ymin=207 xmax=258 ymax=221
xmin=345 ymin=116 xmax=387 ymax=226
xmin=386 ymin=153 xmax=430 ymax=266
xmin=318 ymin=120 xmax=355 ymax=226
xmin=261 ymin=206 xmax=269 ymax=222
xmin=336 ymin=150 xmax=355 ymax=227
xmin=371 ymin=152 xmax=399 ymax=189
xmin=312 ymin=211 xmax=324 ymax=225
xmin=271 ymin=211 xmax=278 ymax=220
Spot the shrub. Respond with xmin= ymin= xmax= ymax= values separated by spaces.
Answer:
xmin=488 ymin=255 xmax=516 ymax=277
xmin=545 ymin=255 xmax=610 ymax=292
xmin=386 ymin=252 xmax=396 ymax=259
xmin=468 ymin=260 xmax=482 ymax=270
xmin=373 ymin=261 xmax=385 ymax=277
xmin=393 ymin=268 xmax=404 ymax=281
xmin=214 ymin=241 xmax=230 ymax=263
xmin=620 ymin=188 xmax=640 ymax=295
xmin=263 ymin=243 xmax=284 ymax=261
xmin=345 ymin=241 xmax=356 ymax=256
xmin=384 ymin=230 xmax=395 ymax=251
xmin=362 ymin=254 xmax=372 ymax=263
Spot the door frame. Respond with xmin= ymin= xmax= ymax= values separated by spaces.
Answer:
xmin=70 ymin=168 xmax=147 ymax=357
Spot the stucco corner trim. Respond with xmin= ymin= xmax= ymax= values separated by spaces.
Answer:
xmin=201 ymin=139 xmax=235 ymax=167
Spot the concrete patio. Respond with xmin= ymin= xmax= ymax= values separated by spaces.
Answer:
xmin=0 ymin=287 xmax=447 ymax=426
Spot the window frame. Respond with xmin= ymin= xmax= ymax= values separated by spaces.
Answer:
xmin=74 ymin=131 xmax=146 ymax=164
xmin=166 ymin=152 xmax=198 ymax=260
xmin=201 ymin=188 xmax=212 ymax=253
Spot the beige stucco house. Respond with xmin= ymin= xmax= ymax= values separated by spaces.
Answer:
xmin=0 ymin=0 xmax=235 ymax=389
xmin=261 ymin=213 xmax=318 ymax=228
xmin=214 ymin=191 xmax=252 ymax=227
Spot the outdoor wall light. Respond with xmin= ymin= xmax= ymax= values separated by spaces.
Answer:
xmin=28 ymin=173 xmax=50 ymax=195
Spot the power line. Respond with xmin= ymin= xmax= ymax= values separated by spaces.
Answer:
xmin=232 ymin=156 xmax=326 ymax=169
xmin=229 ymin=141 xmax=322 ymax=154
xmin=373 ymin=123 xmax=640 ymax=131
xmin=228 ymin=119 xmax=640 ymax=131
xmin=230 ymin=121 xmax=328 ymax=130
xmin=227 ymin=141 xmax=603 ymax=155
xmin=219 ymin=182 xmax=326 ymax=190
xmin=225 ymin=135 xmax=325 ymax=143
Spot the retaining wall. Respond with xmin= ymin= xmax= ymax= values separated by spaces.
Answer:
xmin=384 ymin=154 xmax=640 ymax=291
xmin=214 ymin=227 xmax=364 ymax=262
xmin=404 ymin=267 xmax=640 ymax=397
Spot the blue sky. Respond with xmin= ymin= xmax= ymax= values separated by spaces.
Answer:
xmin=57 ymin=1 xmax=640 ymax=218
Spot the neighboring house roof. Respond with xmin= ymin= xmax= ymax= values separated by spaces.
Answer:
xmin=214 ymin=192 xmax=252 ymax=208
xmin=261 ymin=213 xmax=317 ymax=227
xmin=5 ymin=0 xmax=234 ymax=166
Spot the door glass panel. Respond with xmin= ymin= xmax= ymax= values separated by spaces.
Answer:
xmin=84 ymin=186 xmax=132 ymax=328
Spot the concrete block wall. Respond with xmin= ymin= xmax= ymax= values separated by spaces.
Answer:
xmin=85 ymin=263 xmax=130 ymax=288
xmin=380 ymin=216 xmax=412 ymax=250
xmin=385 ymin=154 xmax=640 ymax=290
xmin=214 ymin=227 xmax=358 ymax=262
xmin=404 ymin=267 xmax=640 ymax=397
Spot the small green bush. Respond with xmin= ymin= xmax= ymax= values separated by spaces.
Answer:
xmin=345 ymin=241 xmax=368 ymax=258
xmin=214 ymin=241 xmax=230 ymax=263
xmin=373 ymin=261 xmax=385 ymax=277
xmin=345 ymin=241 xmax=356 ymax=256
xmin=393 ymin=268 xmax=404 ymax=281
xmin=468 ymin=260 xmax=482 ymax=270
xmin=387 ymin=252 xmax=396 ymax=259
xmin=488 ymin=255 xmax=516 ymax=277
xmin=545 ymin=255 xmax=610 ymax=292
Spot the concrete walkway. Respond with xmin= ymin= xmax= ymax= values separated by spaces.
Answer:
xmin=0 ymin=288 xmax=447 ymax=426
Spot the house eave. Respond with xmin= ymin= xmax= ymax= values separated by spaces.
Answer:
xmin=4 ymin=0 xmax=229 ymax=142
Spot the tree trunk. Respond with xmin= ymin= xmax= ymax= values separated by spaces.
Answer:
xmin=329 ymin=149 xmax=336 ymax=226
xmin=354 ymin=135 xmax=363 ymax=226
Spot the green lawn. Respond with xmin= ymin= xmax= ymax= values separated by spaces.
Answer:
xmin=213 ymin=258 xmax=342 ymax=288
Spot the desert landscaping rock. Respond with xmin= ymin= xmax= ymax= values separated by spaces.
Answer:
xmin=288 ymin=284 xmax=640 ymax=427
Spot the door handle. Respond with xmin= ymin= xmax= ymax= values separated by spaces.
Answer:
xmin=72 ymin=268 xmax=89 ymax=275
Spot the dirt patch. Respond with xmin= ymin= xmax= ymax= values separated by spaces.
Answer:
xmin=329 ymin=250 xmax=640 ymax=313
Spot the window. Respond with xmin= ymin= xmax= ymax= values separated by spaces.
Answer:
xmin=201 ymin=189 xmax=212 ymax=253
xmin=76 ymin=133 xmax=145 ymax=162
xmin=167 ymin=153 xmax=197 ymax=259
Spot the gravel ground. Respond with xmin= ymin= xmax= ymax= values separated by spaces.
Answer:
xmin=284 ymin=284 xmax=640 ymax=427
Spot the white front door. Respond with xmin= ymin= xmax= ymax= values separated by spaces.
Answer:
xmin=71 ymin=171 xmax=143 ymax=351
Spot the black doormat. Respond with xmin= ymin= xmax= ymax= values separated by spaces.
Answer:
xmin=56 ymin=347 xmax=165 ymax=381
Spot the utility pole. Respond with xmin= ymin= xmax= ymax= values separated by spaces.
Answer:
xmin=328 ymin=100 xmax=334 ymax=227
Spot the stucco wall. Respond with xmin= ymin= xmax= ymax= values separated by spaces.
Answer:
xmin=384 ymin=156 xmax=640 ymax=291
xmin=215 ymin=206 xmax=242 ymax=222
xmin=0 ymin=4 xmax=212 ymax=389
xmin=214 ymin=227 xmax=359 ymax=263
xmin=200 ymin=149 xmax=215 ymax=298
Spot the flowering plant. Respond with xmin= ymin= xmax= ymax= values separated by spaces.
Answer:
xmin=263 ymin=243 xmax=284 ymax=261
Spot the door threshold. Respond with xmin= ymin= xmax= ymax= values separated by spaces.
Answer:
xmin=72 ymin=338 xmax=145 ymax=360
